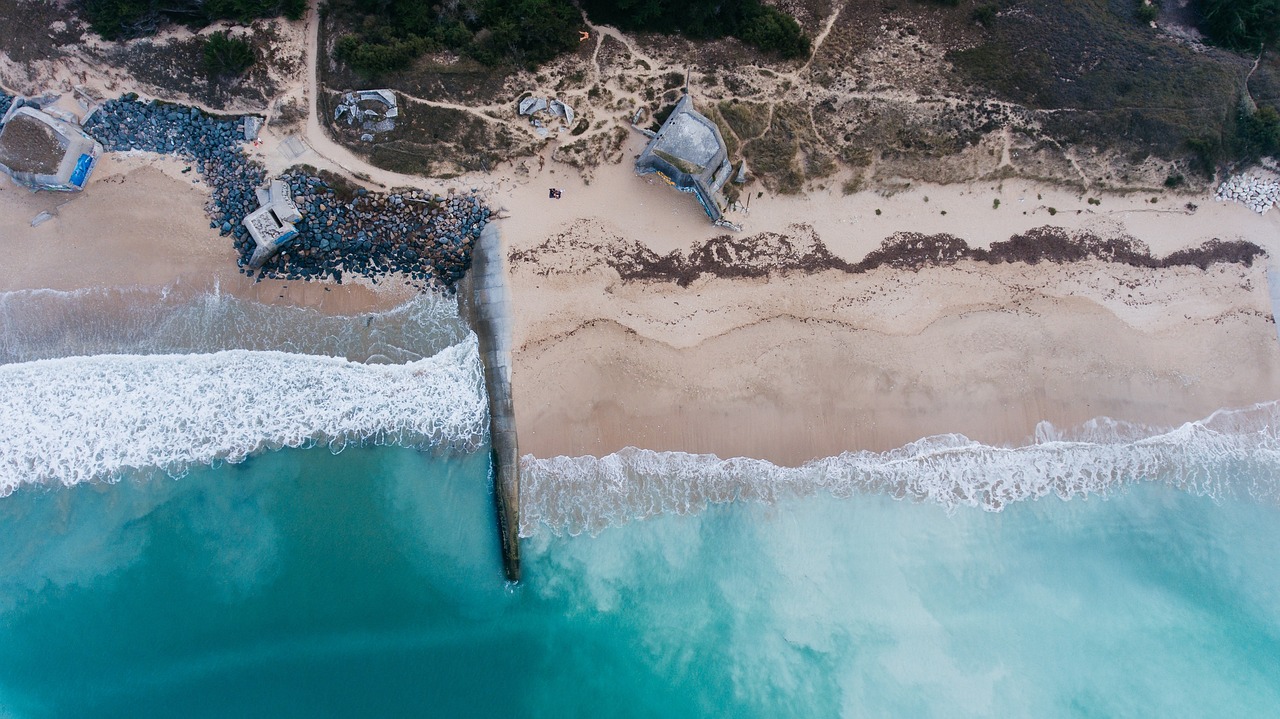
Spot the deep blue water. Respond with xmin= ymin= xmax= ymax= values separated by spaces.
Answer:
xmin=1 ymin=446 xmax=1278 ymax=718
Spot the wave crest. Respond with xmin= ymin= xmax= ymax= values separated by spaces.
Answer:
xmin=0 ymin=338 xmax=487 ymax=495
xmin=520 ymin=402 xmax=1280 ymax=536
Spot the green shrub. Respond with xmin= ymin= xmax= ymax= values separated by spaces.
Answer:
xmin=1194 ymin=0 xmax=1280 ymax=51
xmin=82 ymin=0 xmax=306 ymax=40
xmin=737 ymin=5 xmax=810 ymax=59
xmin=1187 ymin=135 xmax=1222 ymax=176
xmin=335 ymin=34 xmax=432 ymax=75
xmin=1234 ymin=104 xmax=1280 ymax=159
xmin=204 ymin=31 xmax=255 ymax=78
xmin=1136 ymin=1 xmax=1159 ymax=22
xmin=83 ymin=0 xmax=157 ymax=39
xmin=327 ymin=0 xmax=579 ymax=74
xmin=578 ymin=0 xmax=809 ymax=59
xmin=972 ymin=4 xmax=998 ymax=25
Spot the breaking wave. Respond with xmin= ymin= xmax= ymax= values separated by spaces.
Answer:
xmin=520 ymin=402 xmax=1280 ymax=536
xmin=0 ymin=339 xmax=487 ymax=496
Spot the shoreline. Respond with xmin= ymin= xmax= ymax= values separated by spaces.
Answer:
xmin=510 ymin=261 xmax=1280 ymax=464
xmin=501 ymin=150 xmax=1280 ymax=465
xmin=0 ymin=152 xmax=418 ymax=314
xmin=3 ymin=120 xmax=1279 ymax=466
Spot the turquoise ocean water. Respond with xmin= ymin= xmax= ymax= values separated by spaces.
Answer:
xmin=1 ymin=290 xmax=1279 ymax=717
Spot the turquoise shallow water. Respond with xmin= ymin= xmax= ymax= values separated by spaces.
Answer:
xmin=1 ymin=446 xmax=1278 ymax=718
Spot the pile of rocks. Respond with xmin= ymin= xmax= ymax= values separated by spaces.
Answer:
xmin=81 ymin=96 xmax=486 ymax=289
xmin=1214 ymin=174 xmax=1280 ymax=214
xmin=0 ymin=93 xmax=13 ymax=119
xmin=262 ymin=174 xmax=487 ymax=286
xmin=84 ymin=95 xmax=267 ymax=257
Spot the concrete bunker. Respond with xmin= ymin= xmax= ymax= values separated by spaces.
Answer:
xmin=635 ymin=94 xmax=734 ymax=225
xmin=0 ymin=104 xmax=103 ymax=192
xmin=243 ymin=179 xmax=303 ymax=268
xmin=517 ymin=95 xmax=575 ymax=137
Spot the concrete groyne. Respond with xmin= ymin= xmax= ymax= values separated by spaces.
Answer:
xmin=460 ymin=222 xmax=521 ymax=582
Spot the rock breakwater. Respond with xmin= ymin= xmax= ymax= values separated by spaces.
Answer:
xmin=79 ymin=96 xmax=487 ymax=289
xmin=1215 ymin=174 xmax=1280 ymax=215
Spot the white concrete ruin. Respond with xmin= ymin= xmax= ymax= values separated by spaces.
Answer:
xmin=518 ymin=95 xmax=576 ymax=134
xmin=0 ymin=103 xmax=102 ymax=192
xmin=244 ymin=179 xmax=303 ymax=268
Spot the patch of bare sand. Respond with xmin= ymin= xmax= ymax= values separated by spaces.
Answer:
xmin=0 ymin=152 xmax=415 ymax=313
xmin=500 ymin=134 xmax=1280 ymax=259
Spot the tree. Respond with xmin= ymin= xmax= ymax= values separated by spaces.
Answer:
xmin=1195 ymin=0 xmax=1280 ymax=50
xmin=204 ymin=31 xmax=256 ymax=78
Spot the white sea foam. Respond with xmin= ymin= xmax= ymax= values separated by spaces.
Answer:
xmin=0 ymin=338 xmax=487 ymax=495
xmin=520 ymin=402 xmax=1280 ymax=536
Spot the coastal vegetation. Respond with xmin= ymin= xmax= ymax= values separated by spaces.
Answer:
xmin=1194 ymin=0 xmax=1280 ymax=50
xmin=945 ymin=0 xmax=1280 ymax=171
xmin=326 ymin=0 xmax=808 ymax=78
xmin=203 ymin=31 xmax=256 ymax=79
xmin=326 ymin=0 xmax=581 ymax=75
xmin=578 ymin=0 xmax=810 ymax=59
xmin=82 ymin=0 xmax=305 ymax=39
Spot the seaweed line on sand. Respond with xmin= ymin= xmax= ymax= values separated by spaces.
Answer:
xmin=509 ymin=222 xmax=1266 ymax=286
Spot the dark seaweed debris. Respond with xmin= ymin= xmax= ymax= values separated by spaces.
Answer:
xmin=511 ymin=224 xmax=1265 ymax=285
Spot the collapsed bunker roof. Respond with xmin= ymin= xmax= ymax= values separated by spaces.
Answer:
xmin=0 ymin=106 xmax=103 ymax=192
xmin=635 ymin=94 xmax=733 ymax=224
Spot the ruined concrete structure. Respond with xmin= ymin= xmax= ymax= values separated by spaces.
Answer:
xmin=335 ymin=89 xmax=398 ymax=138
xmin=0 ymin=105 xmax=102 ymax=192
xmin=458 ymin=222 xmax=521 ymax=582
xmin=517 ymin=95 xmax=575 ymax=137
xmin=635 ymin=94 xmax=733 ymax=223
xmin=244 ymin=179 xmax=303 ymax=268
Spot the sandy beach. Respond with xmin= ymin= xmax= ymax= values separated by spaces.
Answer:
xmin=0 ymin=152 xmax=416 ymax=313
xmin=501 ymin=138 xmax=1280 ymax=463
xmin=3 ymin=120 xmax=1280 ymax=466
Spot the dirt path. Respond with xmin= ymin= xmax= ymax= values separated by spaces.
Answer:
xmin=292 ymin=2 xmax=442 ymax=190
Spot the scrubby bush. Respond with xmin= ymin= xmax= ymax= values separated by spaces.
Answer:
xmin=204 ymin=31 xmax=255 ymax=78
xmin=1194 ymin=0 xmax=1280 ymax=51
xmin=1237 ymin=104 xmax=1280 ymax=157
xmin=578 ymin=0 xmax=810 ymax=59
xmin=83 ymin=0 xmax=159 ymax=39
xmin=327 ymin=0 xmax=580 ymax=75
xmin=737 ymin=5 xmax=809 ymax=59
xmin=972 ymin=4 xmax=998 ymax=25
xmin=82 ymin=0 xmax=305 ymax=39
xmin=335 ymin=35 xmax=432 ymax=75
xmin=1136 ymin=1 xmax=1160 ymax=23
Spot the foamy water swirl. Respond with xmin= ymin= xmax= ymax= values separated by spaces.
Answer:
xmin=520 ymin=402 xmax=1280 ymax=536
xmin=0 ymin=338 xmax=487 ymax=495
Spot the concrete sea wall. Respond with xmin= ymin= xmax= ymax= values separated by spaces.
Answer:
xmin=459 ymin=222 xmax=521 ymax=582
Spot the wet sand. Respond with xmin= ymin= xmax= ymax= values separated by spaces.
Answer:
xmin=502 ymin=148 xmax=1280 ymax=463
xmin=5 ymin=141 xmax=1280 ymax=464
